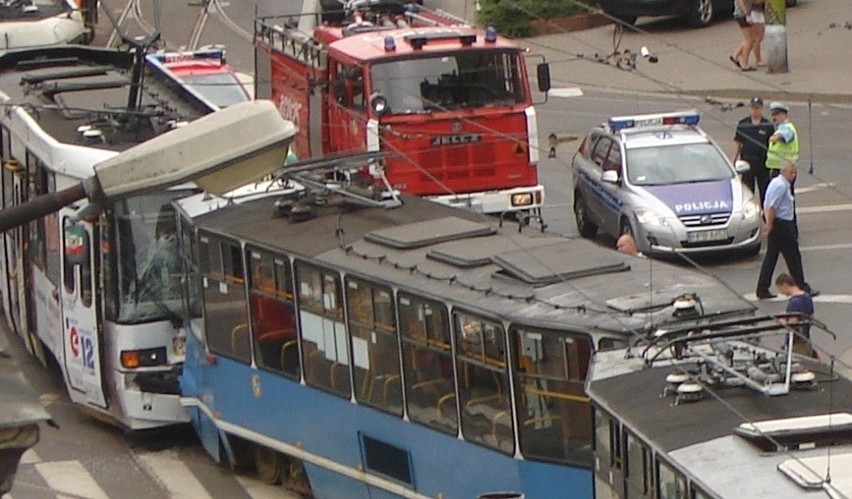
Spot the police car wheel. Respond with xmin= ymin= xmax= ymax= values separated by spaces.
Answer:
xmin=620 ymin=218 xmax=635 ymax=238
xmin=574 ymin=196 xmax=598 ymax=238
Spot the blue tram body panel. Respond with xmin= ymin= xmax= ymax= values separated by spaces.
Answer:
xmin=176 ymin=189 xmax=751 ymax=498
xmin=181 ymin=348 xmax=590 ymax=498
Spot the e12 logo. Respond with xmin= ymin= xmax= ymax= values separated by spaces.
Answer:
xmin=81 ymin=335 xmax=95 ymax=370
xmin=69 ymin=326 xmax=95 ymax=370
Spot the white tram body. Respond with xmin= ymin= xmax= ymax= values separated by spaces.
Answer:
xmin=0 ymin=45 xmax=216 ymax=429
xmin=0 ymin=0 xmax=94 ymax=49
xmin=588 ymin=315 xmax=852 ymax=499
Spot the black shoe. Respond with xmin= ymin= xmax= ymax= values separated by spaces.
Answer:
xmin=756 ymin=290 xmax=777 ymax=299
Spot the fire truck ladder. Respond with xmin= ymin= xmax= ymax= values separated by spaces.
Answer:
xmin=273 ymin=151 xmax=402 ymax=209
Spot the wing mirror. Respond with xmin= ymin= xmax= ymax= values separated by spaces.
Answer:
xmin=601 ymin=170 xmax=619 ymax=184
xmin=734 ymin=160 xmax=751 ymax=173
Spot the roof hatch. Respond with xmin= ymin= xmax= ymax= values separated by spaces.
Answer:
xmin=491 ymin=241 xmax=630 ymax=286
xmin=364 ymin=216 xmax=495 ymax=250
xmin=735 ymin=413 xmax=852 ymax=452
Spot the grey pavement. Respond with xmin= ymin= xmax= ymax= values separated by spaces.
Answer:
xmin=432 ymin=0 xmax=851 ymax=104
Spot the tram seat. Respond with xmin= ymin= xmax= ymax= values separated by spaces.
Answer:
xmin=231 ymin=324 xmax=250 ymax=358
xmin=382 ymin=375 xmax=401 ymax=406
xmin=280 ymin=339 xmax=299 ymax=373
xmin=437 ymin=392 xmax=457 ymax=420
xmin=412 ymin=378 xmax=447 ymax=394
xmin=306 ymin=349 xmax=327 ymax=385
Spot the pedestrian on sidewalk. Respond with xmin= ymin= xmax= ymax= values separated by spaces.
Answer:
xmin=730 ymin=0 xmax=757 ymax=71
xmin=748 ymin=0 xmax=767 ymax=67
xmin=775 ymin=273 xmax=817 ymax=358
xmin=755 ymin=162 xmax=815 ymax=299
xmin=765 ymin=102 xmax=799 ymax=185
xmin=733 ymin=96 xmax=774 ymax=205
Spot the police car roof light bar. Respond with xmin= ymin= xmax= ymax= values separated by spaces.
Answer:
xmin=608 ymin=110 xmax=700 ymax=132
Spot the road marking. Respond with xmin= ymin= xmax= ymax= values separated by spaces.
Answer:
xmin=744 ymin=293 xmax=852 ymax=304
xmin=796 ymin=182 xmax=835 ymax=194
xmin=798 ymin=203 xmax=852 ymax=214
xmin=549 ymin=87 xmax=584 ymax=98
xmin=34 ymin=460 xmax=109 ymax=499
xmin=802 ymin=242 xmax=852 ymax=251
xmin=135 ymin=450 xmax=212 ymax=498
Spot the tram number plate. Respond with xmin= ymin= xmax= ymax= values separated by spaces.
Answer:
xmin=687 ymin=229 xmax=727 ymax=243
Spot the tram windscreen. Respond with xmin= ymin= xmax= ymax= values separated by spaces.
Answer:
xmin=113 ymin=190 xmax=196 ymax=324
xmin=369 ymin=50 xmax=525 ymax=114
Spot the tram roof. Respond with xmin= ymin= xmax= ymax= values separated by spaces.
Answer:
xmin=588 ymin=348 xmax=852 ymax=496
xmin=0 ymin=45 xmax=214 ymax=153
xmin=589 ymin=350 xmax=852 ymax=453
xmin=190 ymin=193 xmax=751 ymax=338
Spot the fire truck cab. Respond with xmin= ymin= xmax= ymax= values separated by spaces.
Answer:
xmin=255 ymin=0 xmax=551 ymax=217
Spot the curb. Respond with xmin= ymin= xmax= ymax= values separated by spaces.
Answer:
xmin=530 ymin=14 xmax=611 ymax=35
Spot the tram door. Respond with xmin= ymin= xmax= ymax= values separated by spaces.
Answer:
xmin=0 ymin=155 xmax=21 ymax=335
xmin=60 ymin=214 xmax=107 ymax=408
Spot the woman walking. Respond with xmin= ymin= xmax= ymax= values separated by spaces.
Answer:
xmin=749 ymin=0 xmax=767 ymax=67
xmin=730 ymin=0 xmax=757 ymax=71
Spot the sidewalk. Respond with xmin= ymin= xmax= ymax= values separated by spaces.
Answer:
xmin=529 ymin=0 xmax=851 ymax=104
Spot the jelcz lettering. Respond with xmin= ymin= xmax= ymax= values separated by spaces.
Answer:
xmin=430 ymin=134 xmax=481 ymax=146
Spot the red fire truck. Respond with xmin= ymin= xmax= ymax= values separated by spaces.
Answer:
xmin=254 ymin=0 xmax=551 ymax=217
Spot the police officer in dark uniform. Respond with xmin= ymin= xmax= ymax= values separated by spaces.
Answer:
xmin=733 ymin=96 xmax=774 ymax=205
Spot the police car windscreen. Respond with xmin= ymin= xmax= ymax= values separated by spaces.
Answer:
xmin=370 ymin=51 xmax=524 ymax=114
xmin=182 ymin=73 xmax=249 ymax=108
xmin=626 ymin=143 xmax=733 ymax=186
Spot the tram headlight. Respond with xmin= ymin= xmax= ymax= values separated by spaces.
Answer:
xmin=120 ymin=347 xmax=168 ymax=368
xmin=511 ymin=192 xmax=533 ymax=207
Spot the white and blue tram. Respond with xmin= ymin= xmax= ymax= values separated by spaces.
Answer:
xmin=588 ymin=315 xmax=852 ymax=498
xmin=174 ymin=178 xmax=754 ymax=497
xmin=0 ymin=45 xmax=218 ymax=429
xmin=0 ymin=0 xmax=97 ymax=49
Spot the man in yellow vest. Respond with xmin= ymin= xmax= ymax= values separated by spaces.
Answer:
xmin=765 ymin=102 xmax=799 ymax=182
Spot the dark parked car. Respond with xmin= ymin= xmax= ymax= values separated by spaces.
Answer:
xmin=600 ymin=0 xmax=798 ymax=29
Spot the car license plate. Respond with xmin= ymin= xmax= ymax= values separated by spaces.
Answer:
xmin=687 ymin=229 xmax=728 ymax=243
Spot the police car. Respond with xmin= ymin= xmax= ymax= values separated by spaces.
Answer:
xmin=571 ymin=110 xmax=762 ymax=256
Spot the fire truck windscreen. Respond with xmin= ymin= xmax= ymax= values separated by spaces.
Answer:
xmin=369 ymin=50 xmax=525 ymax=114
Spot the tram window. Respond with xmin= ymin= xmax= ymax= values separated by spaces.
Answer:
xmin=593 ymin=408 xmax=611 ymax=467
xmin=626 ymin=432 xmax=652 ymax=497
xmin=27 ymin=153 xmax=60 ymax=285
xmin=454 ymin=311 xmax=513 ymax=454
xmin=273 ymin=258 xmax=293 ymax=299
xmin=346 ymin=278 xmax=401 ymax=414
xmin=248 ymin=249 xmax=299 ymax=379
xmin=222 ymin=243 xmax=244 ymax=283
xmin=398 ymin=293 xmax=456 ymax=434
xmin=657 ymin=460 xmax=687 ymax=499
xmin=296 ymin=262 xmax=350 ymax=397
xmin=202 ymin=236 xmax=251 ymax=364
xmin=100 ymin=213 xmax=119 ymax=320
xmin=511 ymin=327 xmax=592 ymax=464
xmin=180 ymin=219 xmax=203 ymax=325
xmin=62 ymin=219 xmax=92 ymax=307
xmin=1 ymin=126 xmax=9 ymax=161
xmin=599 ymin=336 xmax=628 ymax=351
xmin=691 ymin=485 xmax=711 ymax=499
